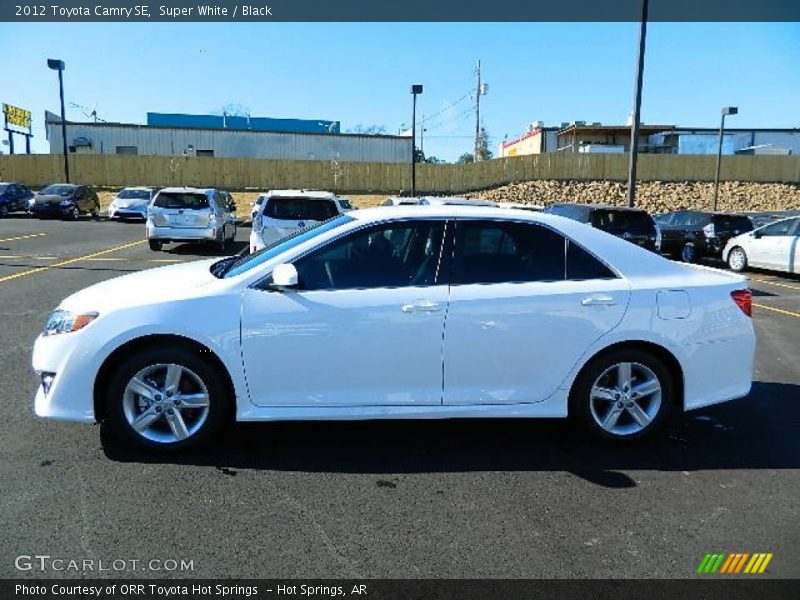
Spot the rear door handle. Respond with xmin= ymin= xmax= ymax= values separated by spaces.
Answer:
xmin=401 ymin=300 xmax=441 ymax=313
xmin=581 ymin=295 xmax=618 ymax=307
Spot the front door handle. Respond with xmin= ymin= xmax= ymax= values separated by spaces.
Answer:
xmin=401 ymin=300 xmax=441 ymax=313
xmin=581 ymin=295 xmax=618 ymax=307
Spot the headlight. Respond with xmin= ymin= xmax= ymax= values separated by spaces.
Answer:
xmin=59 ymin=199 xmax=74 ymax=206
xmin=43 ymin=310 xmax=99 ymax=336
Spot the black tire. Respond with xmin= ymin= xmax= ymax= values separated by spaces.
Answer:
xmin=0 ymin=204 xmax=8 ymax=218
xmin=65 ymin=206 xmax=79 ymax=221
xmin=727 ymin=246 xmax=748 ymax=273
xmin=680 ymin=242 xmax=696 ymax=263
xmin=91 ymin=203 xmax=100 ymax=219
xmin=104 ymin=343 xmax=232 ymax=452
xmin=569 ymin=348 xmax=675 ymax=443
xmin=148 ymin=239 xmax=163 ymax=251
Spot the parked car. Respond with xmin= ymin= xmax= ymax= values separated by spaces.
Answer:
xmin=30 ymin=184 xmax=100 ymax=220
xmin=0 ymin=182 xmax=34 ymax=217
xmin=146 ymin=187 xmax=237 ymax=251
xmin=654 ymin=210 xmax=753 ymax=262
xmin=32 ymin=205 xmax=755 ymax=451
xmin=108 ymin=187 xmax=156 ymax=221
xmin=742 ymin=210 xmax=800 ymax=229
xmin=419 ymin=196 xmax=497 ymax=207
xmin=250 ymin=190 xmax=353 ymax=252
xmin=723 ymin=216 xmax=800 ymax=274
xmin=382 ymin=196 xmax=422 ymax=206
xmin=543 ymin=203 xmax=660 ymax=252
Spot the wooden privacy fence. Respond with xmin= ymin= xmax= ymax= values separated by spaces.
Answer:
xmin=1 ymin=153 xmax=798 ymax=193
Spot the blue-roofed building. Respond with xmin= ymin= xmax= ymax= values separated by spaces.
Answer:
xmin=45 ymin=111 xmax=408 ymax=163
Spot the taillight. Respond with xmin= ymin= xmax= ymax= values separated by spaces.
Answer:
xmin=731 ymin=289 xmax=752 ymax=317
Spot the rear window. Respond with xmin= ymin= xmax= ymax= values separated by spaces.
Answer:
xmin=712 ymin=215 xmax=753 ymax=232
xmin=265 ymin=197 xmax=338 ymax=221
xmin=118 ymin=189 xmax=152 ymax=200
xmin=153 ymin=192 xmax=210 ymax=210
xmin=591 ymin=209 xmax=655 ymax=235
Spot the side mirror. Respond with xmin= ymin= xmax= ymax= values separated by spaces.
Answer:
xmin=270 ymin=263 xmax=299 ymax=289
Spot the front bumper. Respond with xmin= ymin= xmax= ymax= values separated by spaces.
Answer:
xmin=147 ymin=224 xmax=219 ymax=242
xmin=31 ymin=332 xmax=95 ymax=422
xmin=109 ymin=205 xmax=147 ymax=219
xmin=31 ymin=204 xmax=72 ymax=218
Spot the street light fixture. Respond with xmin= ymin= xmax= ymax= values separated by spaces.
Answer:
xmin=47 ymin=58 xmax=69 ymax=183
xmin=713 ymin=106 xmax=738 ymax=211
xmin=410 ymin=84 xmax=423 ymax=197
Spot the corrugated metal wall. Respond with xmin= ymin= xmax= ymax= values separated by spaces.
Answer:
xmin=46 ymin=122 xmax=411 ymax=163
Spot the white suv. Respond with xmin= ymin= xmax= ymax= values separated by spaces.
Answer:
xmin=146 ymin=187 xmax=237 ymax=252
xmin=250 ymin=190 xmax=352 ymax=252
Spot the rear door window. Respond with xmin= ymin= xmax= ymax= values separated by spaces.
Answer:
xmin=265 ymin=197 xmax=338 ymax=221
xmin=759 ymin=218 xmax=798 ymax=237
xmin=451 ymin=220 xmax=566 ymax=284
xmin=566 ymin=240 xmax=617 ymax=280
xmin=153 ymin=192 xmax=210 ymax=210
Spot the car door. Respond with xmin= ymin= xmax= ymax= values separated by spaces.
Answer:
xmin=751 ymin=218 xmax=800 ymax=271
xmin=240 ymin=219 xmax=449 ymax=407
xmin=442 ymin=219 xmax=630 ymax=406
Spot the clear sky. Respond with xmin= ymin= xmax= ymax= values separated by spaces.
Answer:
xmin=1 ymin=22 xmax=798 ymax=161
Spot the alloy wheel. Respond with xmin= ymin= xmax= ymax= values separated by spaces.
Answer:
xmin=589 ymin=361 xmax=662 ymax=436
xmin=729 ymin=248 xmax=746 ymax=271
xmin=122 ymin=363 xmax=210 ymax=444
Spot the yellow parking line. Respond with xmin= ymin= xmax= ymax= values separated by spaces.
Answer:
xmin=0 ymin=233 xmax=47 ymax=243
xmin=753 ymin=302 xmax=800 ymax=319
xmin=0 ymin=240 xmax=146 ymax=285
xmin=748 ymin=277 xmax=800 ymax=292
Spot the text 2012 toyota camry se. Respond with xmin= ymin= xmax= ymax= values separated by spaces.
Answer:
xmin=31 ymin=206 xmax=756 ymax=451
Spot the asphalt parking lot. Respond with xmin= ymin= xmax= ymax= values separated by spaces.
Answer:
xmin=0 ymin=215 xmax=798 ymax=579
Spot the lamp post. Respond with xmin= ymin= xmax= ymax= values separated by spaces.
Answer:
xmin=626 ymin=0 xmax=648 ymax=208
xmin=47 ymin=58 xmax=69 ymax=183
xmin=410 ymin=84 xmax=423 ymax=197
xmin=713 ymin=106 xmax=738 ymax=211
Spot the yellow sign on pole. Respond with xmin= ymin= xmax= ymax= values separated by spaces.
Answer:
xmin=3 ymin=103 xmax=32 ymax=132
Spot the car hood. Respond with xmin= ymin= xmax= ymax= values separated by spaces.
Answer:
xmin=60 ymin=258 xmax=222 ymax=313
xmin=35 ymin=194 xmax=72 ymax=204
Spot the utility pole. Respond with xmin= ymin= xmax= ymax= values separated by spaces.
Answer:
xmin=474 ymin=60 xmax=481 ymax=161
xmin=626 ymin=0 xmax=648 ymax=207
xmin=713 ymin=106 xmax=738 ymax=211
xmin=410 ymin=85 xmax=423 ymax=197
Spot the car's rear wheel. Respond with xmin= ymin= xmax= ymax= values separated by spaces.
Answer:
xmin=148 ymin=240 xmax=162 ymax=251
xmin=105 ymin=345 xmax=231 ymax=451
xmin=680 ymin=242 xmax=696 ymax=263
xmin=727 ymin=246 xmax=748 ymax=272
xmin=570 ymin=348 xmax=674 ymax=442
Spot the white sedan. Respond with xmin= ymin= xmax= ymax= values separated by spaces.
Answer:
xmin=724 ymin=216 xmax=800 ymax=274
xmin=32 ymin=206 xmax=755 ymax=451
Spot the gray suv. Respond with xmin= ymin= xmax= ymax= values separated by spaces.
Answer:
xmin=146 ymin=187 xmax=237 ymax=252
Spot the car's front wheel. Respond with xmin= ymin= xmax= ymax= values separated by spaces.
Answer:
xmin=727 ymin=246 xmax=748 ymax=272
xmin=148 ymin=239 xmax=162 ymax=251
xmin=570 ymin=348 xmax=674 ymax=442
xmin=105 ymin=345 xmax=232 ymax=451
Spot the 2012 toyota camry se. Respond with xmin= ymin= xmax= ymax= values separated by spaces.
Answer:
xmin=32 ymin=206 xmax=756 ymax=451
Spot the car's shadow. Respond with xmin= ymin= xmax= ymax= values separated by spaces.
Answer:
xmin=161 ymin=240 xmax=249 ymax=256
xmin=101 ymin=381 xmax=800 ymax=487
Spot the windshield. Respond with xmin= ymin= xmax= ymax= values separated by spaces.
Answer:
xmin=264 ymin=197 xmax=338 ymax=221
xmin=591 ymin=209 xmax=655 ymax=235
xmin=153 ymin=192 xmax=209 ymax=210
xmin=118 ymin=189 xmax=152 ymax=200
xmin=40 ymin=185 xmax=76 ymax=196
xmin=221 ymin=214 xmax=355 ymax=278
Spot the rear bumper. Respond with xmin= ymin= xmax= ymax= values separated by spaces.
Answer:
xmin=147 ymin=224 xmax=218 ymax=242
